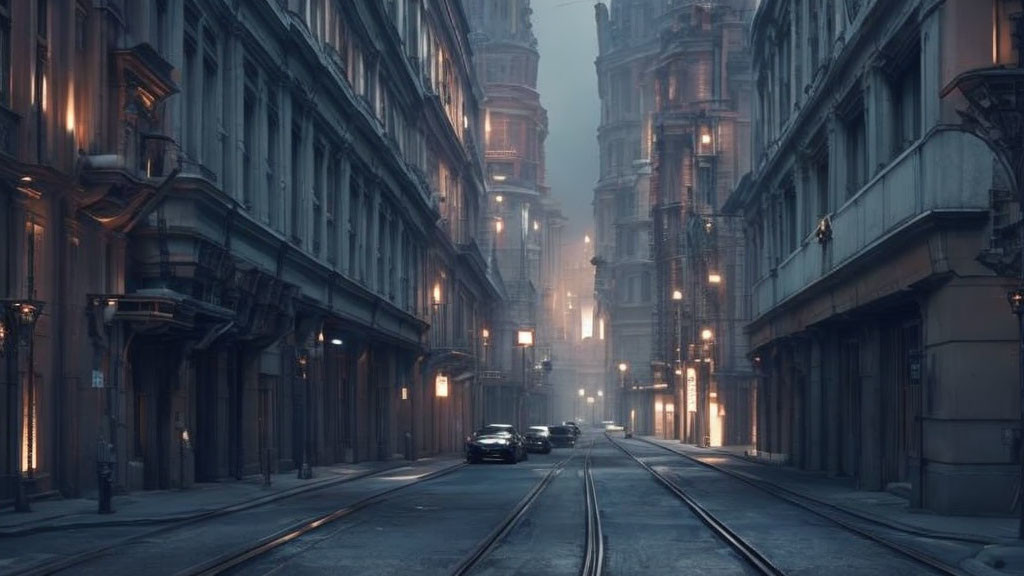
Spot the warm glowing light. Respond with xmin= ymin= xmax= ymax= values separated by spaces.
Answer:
xmin=435 ymin=374 xmax=449 ymax=397
xmin=701 ymin=133 xmax=712 ymax=145
xmin=599 ymin=318 xmax=605 ymax=340
xmin=672 ymin=290 xmax=683 ymax=301
xmin=330 ymin=338 xmax=343 ymax=346
xmin=701 ymin=329 xmax=713 ymax=341
xmin=581 ymin=304 xmax=594 ymax=339
xmin=317 ymin=330 xmax=324 ymax=343
xmin=495 ymin=195 xmax=504 ymax=203
xmin=432 ymin=283 xmax=442 ymax=305
xmin=584 ymin=234 xmax=591 ymax=244
xmin=618 ymin=362 xmax=628 ymax=373
xmin=65 ymin=82 xmax=75 ymax=133
xmin=495 ymin=219 xmax=504 ymax=234
xmin=401 ymin=387 xmax=409 ymax=400
xmin=482 ymin=328 xmax=490 ymax=339
xmin=533 ymin=220 xmax=539 ymax=231
xmin=587 ymin=397 xmax=595 ymax=404
xmin=492 ymin=174 xmax=507 ymax=182
xmin=463 ymin=115 xmax=468 ymax=129
xmin=598 ymin=390 xmax=603 ymax=397
xmin=708 ymin=273 xmax=722 ymax=284
xmin=517 ymin=330 xmax=534 ymax=346
xmin=20 ymin=176 xmax=31 ymax=182
xmin=578 ymin=388 xmax=585 ymax=397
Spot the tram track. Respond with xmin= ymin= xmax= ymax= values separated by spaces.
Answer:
xmin=606 ymin=435 xmax=784 ymax=575
xmin=628 ymin=436 xmax=969 ymax=575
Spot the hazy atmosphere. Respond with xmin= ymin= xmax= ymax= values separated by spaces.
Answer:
xmin=534 ymin=0 xmax=601 ymax=241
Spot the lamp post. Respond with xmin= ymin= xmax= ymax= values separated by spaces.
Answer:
xmin=517 ymin=329 xmax=534 ymax=430
xmin=577 ymin=388 xmax=585 ymax=422
xmin=1010 ymin=288 xmax=1024 ymax=537
xmin=1 ymin=299 xmax=43 ymax=512
xmin=698 ymin=328 xmax=714 ymax=447
xmin=597 ymin=390 xmax=604 ymax=422
xmin=587 ymin=396 xmax=595 ymax=427
xmin=618 ymin=362 xmax=628 ymax=432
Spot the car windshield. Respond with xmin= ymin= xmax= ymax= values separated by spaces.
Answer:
xmin=476 ymin=426 xmax=514 ymax=436
xmin=527 ymin=426 xmax=549 ymax=435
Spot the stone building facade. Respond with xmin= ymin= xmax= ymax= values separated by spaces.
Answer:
xmin=728 ymin=0 xmax=1024 ymax=514
xmin=593 ymin=0 xmax=669 ymax=434
xmin=463 ymin=0 xmax=562 ymax=431
xmin=0 ymin=0 xmax=501 ymax=503
xmin=649 ymin=0 xmax=756 ymax=446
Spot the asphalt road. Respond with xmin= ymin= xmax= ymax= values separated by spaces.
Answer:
xmin=0 ymin=432 xmax=983 ymax=576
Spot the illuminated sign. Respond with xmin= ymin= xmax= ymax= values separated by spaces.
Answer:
xmin=435 ymin=375 xmax=449 ymax=398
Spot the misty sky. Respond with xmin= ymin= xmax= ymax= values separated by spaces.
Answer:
xmin=532 ymin=0 xmax=601 ymax=242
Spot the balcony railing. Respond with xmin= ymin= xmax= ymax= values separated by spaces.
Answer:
xmin=752 ymin=129 xmax=994 ymax=320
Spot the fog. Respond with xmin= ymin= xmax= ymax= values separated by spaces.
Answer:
xmin=533 ymin=0 xmax=601 ymax=242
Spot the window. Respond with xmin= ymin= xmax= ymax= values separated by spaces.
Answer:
xmin=784 ymin=186 xmax=797 ymax=255
xmin=313 ymin=144 xmax=324 ymax=255
xmin=0 ymin=0 xmax=9 ymax=106
xmin=699 ymin=164 xmax=714 ymax=208
xmin=778 ymin=23 xmax=791 ymax=126
xmin=327 ymin=156 xmax=337 ymax=264
xmin=890 ymin=50 xmax=921 ymax=158
xmin=243 ymin=82 xmax=256 ymax=210
xmin=843 ymin=100 xmax=867 ymax=198
xmin=267 ymin=98 xmax=280 ymax=228
xmin=202 ymin=45 xmax=218 ymax=172
xmin=348 ymin=181 xmax=359 ymax=276
xmin=291 ymin=126 xmax=302 ymax=243
xmin=641 ymin=272 xmax=651 ymax=302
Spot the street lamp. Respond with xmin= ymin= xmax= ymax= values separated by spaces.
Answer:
xmin=672 ymin=290 xmax=683 ymax=301
xmin=701 ymin=328 xmax=714 ymax=341
xmin=708 ymin=273 xmax=722 ymax=284
xmin=517 ymin=329 xmax=534 ymax=429
xmin=2 ymin=299 xmax=43 ymax=512
xmin=587 ymin=396 xmax=595 ymax=427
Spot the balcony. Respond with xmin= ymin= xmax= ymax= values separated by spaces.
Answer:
xmin=752 ymin=129 xmax=994 ymax=320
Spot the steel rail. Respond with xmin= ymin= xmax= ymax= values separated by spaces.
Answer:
xmin=450 ymin=445 xmax=581 ymax=576
xmin=581 ymin=440 xmax=604 ymax=576
xmin=631 ymin=437 xmax=968 ymax=576
xmin=12 ymin=461 xmax=463 ymax=576
xmin=607 ymin=435 xmax=785 ymax=576
xmin=180 ymin=462 xmax=467 ymax=576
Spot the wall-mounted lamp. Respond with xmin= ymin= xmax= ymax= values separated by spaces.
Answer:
xmin=435 ymin=374 xmax=449 ymax=397
xmin=672 ymin=290 xmax=683 ymax=301
xmin=701 ymin=329 xmax=714 ymax=341
xmin=708 ymin=273 xmax=722 ymax=284
xmin=517 ymin=329 xmax=534 ymax=347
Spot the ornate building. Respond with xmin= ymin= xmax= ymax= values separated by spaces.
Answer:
xmin=463 ymin=0 xmax=562 ymax=430
xmin=593 ymin=0 xmax=669 ymax=435
xmin=649 ymin=0 xmax=756 ymax=446
xmin=0 ymin=0 xmax=500 ymax=503
xmin=729 ymin=0 xmax=1023 ymax=514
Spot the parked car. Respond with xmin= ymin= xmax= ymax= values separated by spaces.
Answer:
xmin=465 ymin=424 xmax=528 ymax=464
xmin=562 ymin=421 xmax=582 ymax=437
xmin=524 ymin=426 xmax=552 ymax=454
xmin=547 ymin=425 xmax=577 ymax=448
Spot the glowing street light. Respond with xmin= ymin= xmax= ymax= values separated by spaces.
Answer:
xmin=618 ymin=362 xmax=628 ymax=373
xmin=708 ymin=273 xmax=722 ymax=284
xmin=495 ymin=218 xmax=504 ymax=234
xmin=495 ymin=194 xmax=504 ymax=203
xmin=584 ymin=234 xmax=591 ymax=244
xmin=701 ymin=328 xmax=714 ymax=341
xmin=672 ymin=289 xmax=683 ymax=301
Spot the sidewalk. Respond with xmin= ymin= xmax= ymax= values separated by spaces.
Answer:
xmin=0 ymin=455 xmax=461 ymax=537
xmin=641 ymin=436 xmax=1019 ymax=545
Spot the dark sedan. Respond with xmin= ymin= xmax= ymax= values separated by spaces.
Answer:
xmin=524 ymin=426 xmax=552 ymax=454
xmin=547 ymin=425 xmax=576 ymax=448
xmin=465 ymin=425 xmax=528 ymax=463
xmin=562 ymin=421 xmax=582 ymax=437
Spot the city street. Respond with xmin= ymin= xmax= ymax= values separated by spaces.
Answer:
xmin=0 ymin=430 xmax=1006 ymax=575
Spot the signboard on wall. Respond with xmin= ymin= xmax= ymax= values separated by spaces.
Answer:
xmin=686 ymin=368 xmax=697 ymax=413
xmin=435 ymin=374 xmax=449 ymax=398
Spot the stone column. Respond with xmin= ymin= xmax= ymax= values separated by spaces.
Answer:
xmin=338 ymin=146 xmax=352 ymax=275
xmin=859 ymin=321 xmax=882 ymax=491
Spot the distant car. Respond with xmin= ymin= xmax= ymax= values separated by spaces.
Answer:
xmin=465 ymin=424 xmax=528 ymax=464
xmin=524 ymin=426 xmax=552 ymax=454
xmin=548 ymin=425 xmax=577 ymax=448
xmin=604 ymin=423 xmax=624 ymax=432
xmin=562 ymin=421 xmax=582 ymax=437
